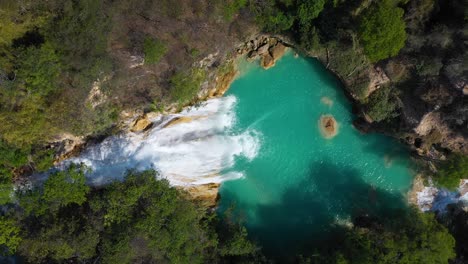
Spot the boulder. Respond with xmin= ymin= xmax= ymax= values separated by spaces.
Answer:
xmin=269 ymin=43 xmax=287 ymax=61
xmin=261 ymin=53 xmax=275 ymax=69
xmin=131 ymin=115 xmax=152 ymax=132
xmin=257 ymin=43 xmax=270 ymax=55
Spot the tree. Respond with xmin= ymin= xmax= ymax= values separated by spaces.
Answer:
xmin=329 ymin=209 xmax=456 ymax=264
xmin=358 ymin=0 xmax=406 ymax=62
xmin=100 ymin=169 xmax=218 ymax=264
xmin=365 ymin=86 xmax=399 ymax=122
xmin=42 ymin=164 xmax=90 ymax=209
xmin=434 ymin=154 xmax=468 ymax=190
xmin=297 ymin=0 xmax=326 ymax=25
xmin=0 ymin=216 xmax=21 ymax=255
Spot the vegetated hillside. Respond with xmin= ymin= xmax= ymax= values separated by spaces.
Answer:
xmin=0 ymin=0 xmax=467 ymax=263
xmin=0 ymin=0 xmax=258 ymax=190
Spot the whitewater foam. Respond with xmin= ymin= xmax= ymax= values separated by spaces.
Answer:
xmin=60 ymin=95 xmax=261 ymax=186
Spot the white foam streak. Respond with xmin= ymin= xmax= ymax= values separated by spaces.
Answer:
xmin=60 ymin=96 xmax=261 ymax=186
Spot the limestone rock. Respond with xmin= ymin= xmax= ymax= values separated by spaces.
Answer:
xmin=269 ymin=43 xmax=287 ymax=61
xmin=131 ymin=115 xmax=152 ymax=132
xmin=366 ymin=67 xmax=390 ymax=97
xmin=163 ymin=116 xmax=203 ymax=128
xmin=257 ymin=44 xmax=270 ymax=55
xmin=261 ymin=53 xmax=275 ymax=69
xmin=183 ymin=183 xmax=220 ymax=208
xmin=212 ymin=66 xmax=238 ymax=97
xmin=319 ymin=115 xmax=339 ymax=139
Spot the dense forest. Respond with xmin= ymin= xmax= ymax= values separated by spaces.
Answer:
xmin=0 ymin=0 xmax=467 ymax=263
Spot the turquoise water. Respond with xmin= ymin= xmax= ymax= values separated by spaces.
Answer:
xmin=219 ymin=52 xmax=413 ymax=256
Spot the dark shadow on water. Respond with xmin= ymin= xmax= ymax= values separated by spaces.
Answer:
xmin=219 ymin=161 xmax=409 ymax=261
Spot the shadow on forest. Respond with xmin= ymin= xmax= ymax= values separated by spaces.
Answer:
xmin=220 ymin=160 xmax=408 ymax=259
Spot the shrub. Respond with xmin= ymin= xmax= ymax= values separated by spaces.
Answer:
xmin=143 ymin=37 xmax=167 ymax=65
xmin=365 ymin=86 xmax=399 ymax=122
xmin=358 ymin=0 xmax=407 ymax=62
xmin=434 ymin=154 xmax=468 ymax=190
xmin=170 ymin=68 xmax=206 ymax=104
xmin=223 ymin=0 xmax=248 ymax=21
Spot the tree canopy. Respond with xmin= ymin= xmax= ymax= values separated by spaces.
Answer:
xmin=358 ymin=0 xmax=407 ymax=62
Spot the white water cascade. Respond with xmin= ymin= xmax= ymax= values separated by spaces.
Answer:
xmin=59 ymin=95 xmax=261 ymax=187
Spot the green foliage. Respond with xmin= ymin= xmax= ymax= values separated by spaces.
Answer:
xmin=0 ymin=140 xmax=28 ymax=179
xmin=223 ymin=0 xmax=248 ymax=21
xmin=0 ymin=139 xmax=28 ymax=204
xmin=330 ymin=209 xmax=456 ymax=264
xmin=297 ymin=0 xmax=326 ymax=25
xmin=358 ymin=0 xmax=407 ymax=62
xmin=16 ymin=42 xmax=61 ymax=96
xmin=143 ymin=37 xmax=167 ymax=64
xmin=101 ymin=170 xmax=218 ymax=263
xmin=46 ymin=0 xmax=110 ymax=75
xmin=43 ymin=164 xmax=90 ymax=209
xmin=254 ymin=1 xmax=294 ymax=33
xmin=0 ymin=216 xmax=21 ymax=255
xmin=434 ymin=154 xmax=468 ymax=190
xmin=170 ymin=68 xmax=206 ymax=104
xmin=6 ymin=168 xmax=258 ymax=263
xmin=365 ymin=86 xmax=399 ymax=122
xmin=0 ymin=1 xmax=49 ymax=70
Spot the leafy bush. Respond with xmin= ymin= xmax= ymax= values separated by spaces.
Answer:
xmin=254 ymin=2 xmax=294 ymax=33
xmin=223 ymin=0 xmax=248 ymax=21
xmin=365 ymin=86 xmax=399 ymax=122
xmin=143 ymin=37 xmax=167 ymax=65
xmin=1 ymin=168 xmax=258 ymax=263
xmin=170 ymin=68 xmax=206 ymax=104
xmin=434 ymin=155 xmax=468 ymax=190
xmin=0 ymin=216 xmax=21 ymax=255
xmin=16 ymin=42 xmax=61 ymax=96
xmin=358 ymin=0 xmax=407 ymax=62
xmin=297 ymin=0 xmax=326 ymax=25
xmin=327 ymin=209 xmax=456 ymax=264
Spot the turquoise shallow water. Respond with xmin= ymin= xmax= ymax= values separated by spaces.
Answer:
xmin=219 ymin=51 xmax=413 ymax=256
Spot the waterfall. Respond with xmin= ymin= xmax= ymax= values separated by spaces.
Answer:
xmin=59 ymin=95 xmax=261 ymax=186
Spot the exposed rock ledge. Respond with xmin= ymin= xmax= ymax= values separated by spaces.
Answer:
xmin=237 ymin=35 xmax=289 ymax=70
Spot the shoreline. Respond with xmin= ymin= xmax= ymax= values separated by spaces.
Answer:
xmin=43 ymin=34 xmax=465 ymax=211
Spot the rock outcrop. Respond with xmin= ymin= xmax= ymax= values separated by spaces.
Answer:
xmin=319 ymin=115 xmax=339 ymax=139
xmin=238 ymin=36 xmax=289 ymax=70
xmin=131 ymin=115 xmax=153 ymax=132
xmin=182 ymin=183 xmax=220 ymax=208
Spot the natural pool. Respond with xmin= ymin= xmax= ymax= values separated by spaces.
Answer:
xmin=61 ymin=51 xmax=414 ymax=257
xmin=218 ymin=51 xmax=413 ymax=256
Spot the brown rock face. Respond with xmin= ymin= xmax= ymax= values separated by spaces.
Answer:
xmin=319 ymin=115 xmax=339 ymax=139
xmin=131 ymin=115 xmax=152 ymax=132
xmin=261 ymin=53 xmax=275 ymax=69
xmin=183 ymin=183 xmax=220 ymax=208
xmin=211 ymin=66 xmax=238 ymax=97
xmin=269 ymin=42 xmax=287 ymax=61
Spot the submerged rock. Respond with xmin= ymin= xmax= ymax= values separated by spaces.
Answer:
xmin=320 ymin=96 xmax=333 ymax=107
xmin=319 ymin=115 xmax=339 ymax=139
